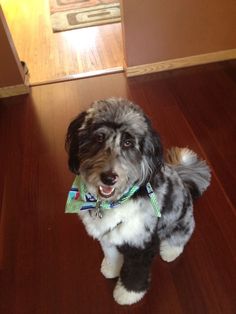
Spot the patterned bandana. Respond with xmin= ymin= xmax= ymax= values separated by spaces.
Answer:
xmin=65 ymin=176 xmax=161 ymax=218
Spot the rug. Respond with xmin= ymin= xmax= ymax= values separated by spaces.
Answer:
xmin=50 ymin=0 xmax=121 ymax=32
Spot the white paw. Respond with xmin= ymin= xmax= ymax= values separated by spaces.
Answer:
xmin=113 ymin=279 xmax=146 ymax=305
xmin=160 ymin=241 xmax=183 ymax=262
xmin=100 ymin=258 xmax=121 ymax=279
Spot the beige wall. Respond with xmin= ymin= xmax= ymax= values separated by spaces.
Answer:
xmin=0 ymin=6 xmax=24 ymax=88
xmin=121 ymin=0 xmax=236 ymax=67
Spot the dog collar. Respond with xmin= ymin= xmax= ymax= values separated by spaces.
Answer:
xmin=65 ymin=176 xmax=161 ymax=218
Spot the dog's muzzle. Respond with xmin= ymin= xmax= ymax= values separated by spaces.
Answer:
xmin=99 ymin=171 xmax=118 ymax=198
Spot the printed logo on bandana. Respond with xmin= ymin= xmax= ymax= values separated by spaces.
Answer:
xmin=74 ymin=192 xmax=80 ymax=200
xmin=69 ymin=190 xmax=79 ymax=200
xmin=85 ymin=193 xmax=96 ymax=202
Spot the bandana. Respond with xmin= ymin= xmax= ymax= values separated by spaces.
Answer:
xmin=65 ymin=176 xmax=161 ymax=218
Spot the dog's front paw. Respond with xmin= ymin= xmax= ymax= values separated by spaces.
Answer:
xmin=113 ymin=279 xmax=146 ymax=305
xmin=100 ymin=258 xmax=121 ymax=279
xmin=160 ymin=240 xmax=183 ymax=262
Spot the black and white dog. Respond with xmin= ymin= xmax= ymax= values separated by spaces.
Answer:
xmin=65 ymin=98 xmax=210 ymax=305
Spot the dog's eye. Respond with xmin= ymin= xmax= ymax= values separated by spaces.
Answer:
xmin=95 ymin=133 xmax=105 ymax=143
xmin=122 ymin=140 xmax=134 ymax=149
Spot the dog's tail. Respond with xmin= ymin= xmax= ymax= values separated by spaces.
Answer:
xmin=165 ymin=147 xmax=211 ymax=200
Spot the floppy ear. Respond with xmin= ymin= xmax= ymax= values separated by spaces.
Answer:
xmin=65 ymin=111 xmax=87 ymax=174
xmin=143 ymin=127 xmax=163 ymax=181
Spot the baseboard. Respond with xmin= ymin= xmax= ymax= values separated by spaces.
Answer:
xmin=0 ymin=83 xmax=30 ymax=98
xmin=125 ymin=49 xmax=236 ymax=77
xmin=30 ymin=66 xmax=124 ymax=87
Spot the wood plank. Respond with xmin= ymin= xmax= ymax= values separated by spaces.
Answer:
xmin=167 ymin=61 xmax=236 ymax=208
xmin=125 ymin=49 xmax=236 ymax=77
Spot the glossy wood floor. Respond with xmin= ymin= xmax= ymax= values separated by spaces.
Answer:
xmin=0 ymin=62 xmax=236 ymax=314
xmin=1 ymin=0 xmax=123 ymax=85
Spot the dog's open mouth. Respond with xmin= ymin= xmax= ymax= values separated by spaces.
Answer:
xmin=98 ymin=185 xmax=115 ymax=198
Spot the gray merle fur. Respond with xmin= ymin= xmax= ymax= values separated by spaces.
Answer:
xmin=65 ymin=98 xmax=211 ymax=305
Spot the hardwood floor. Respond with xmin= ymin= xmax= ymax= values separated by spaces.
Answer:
xmin=0 ymin=62 xmax=236 ymax=313
xmin=1 ymin=0 xmax=123 ymax=85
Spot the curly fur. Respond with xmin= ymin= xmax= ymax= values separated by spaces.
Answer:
xmin=65 ymin=98 xmax=211 ymax=305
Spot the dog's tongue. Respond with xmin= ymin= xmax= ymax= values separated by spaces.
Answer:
xmin=98 ymin=186 xmax=115 ymax=197
xmin=101 ymin=186 xmax=113 ymax=193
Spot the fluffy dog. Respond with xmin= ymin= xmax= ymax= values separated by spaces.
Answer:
xmin=65 ymin=98 xmax=211 ymax=305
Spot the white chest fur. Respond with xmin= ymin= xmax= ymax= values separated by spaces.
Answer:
xmin=79 ymin=198 xmax=157 ymax=248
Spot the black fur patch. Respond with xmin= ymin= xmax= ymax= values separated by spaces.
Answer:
xmin=161 ymin=178 xmax=174 ymax=213
xmin=133 ymin=171 xmax=165 ymax=200
xmin=65 ymin=111 xmax=87 ymax=174
xmin=92 ymin=121 xmax=122 ymax=131
xmin=177 ymin=192 xmax=191 ymax=222
xmin=117 ymin=229 xmax=159 ymax=293
xmin=184 ymin=180 xmax=201 ymax=200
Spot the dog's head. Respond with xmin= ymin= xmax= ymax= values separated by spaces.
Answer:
xmin=65 ymin=98 xmax=163 ymax=201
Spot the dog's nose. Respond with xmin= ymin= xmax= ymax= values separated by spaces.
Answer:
xmin=100 ymin=171 xmax=118 ymax=186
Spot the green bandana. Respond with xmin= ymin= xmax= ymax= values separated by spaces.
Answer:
xmin=65 ymin=176 xmax=161 ymax=218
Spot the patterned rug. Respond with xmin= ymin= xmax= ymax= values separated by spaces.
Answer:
xmin=50 ymin=0 xmax=121 ymax=32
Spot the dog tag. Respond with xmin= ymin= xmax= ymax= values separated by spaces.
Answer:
xmin=95 ymin=201 xmax=103 ymax=219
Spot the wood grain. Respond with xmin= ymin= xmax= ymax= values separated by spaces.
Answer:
xmin=1 ymin=0 xmax=123 ymax=85
xmin=0 ymin=84 xmax=29 ymax=98
xmin=126 ymin=49 xmax=236 ymax=77
xmin=0 ymin=62 xmax=236 ymax=313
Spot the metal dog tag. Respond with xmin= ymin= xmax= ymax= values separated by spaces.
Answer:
xmin=95 ymin=201 xmax=103 ymax=219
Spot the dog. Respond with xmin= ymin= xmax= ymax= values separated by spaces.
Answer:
xmin=65 ymin=98 xmax=211 ymax=305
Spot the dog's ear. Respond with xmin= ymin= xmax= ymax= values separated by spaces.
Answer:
xmin=143 ymin=127 xmax=163 ymax=181
xmin=65 ymin=111 xmax=87 ymax=174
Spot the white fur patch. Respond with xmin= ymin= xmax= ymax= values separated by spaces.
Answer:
xmin=180 ymin=148 xmax=197 ymax=165
xmin=79 ymin=198 xmax=156 ymax=248
xmin=101 ymin=257 xmax=122 ymax=279
xmin=160 ymin=240 xmax=183 ymax=262
xmin=100 ymin=241 xmax=124 ymax=278
xmin=113 ymin=279 xmax=146 ymax=305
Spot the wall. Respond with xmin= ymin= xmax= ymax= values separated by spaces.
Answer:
xmin=0 ymin=5 xmax=25 ymax=88
xmin=121 ymin=0 xmax=236 ymax=67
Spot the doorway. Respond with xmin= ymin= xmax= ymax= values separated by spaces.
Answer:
xmin=1 ymin=0 xmax=124 ymax=85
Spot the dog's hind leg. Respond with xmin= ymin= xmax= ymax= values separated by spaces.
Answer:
xmin=160 ymin=240 xmax=184 ymax=262
xmin=159 ymin=213 xmax=195 ymax=262
xmin=100 ymin=240 xmax=124 ymax=279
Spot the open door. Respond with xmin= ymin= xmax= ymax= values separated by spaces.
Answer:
xmin=0 ymin=5 xmax=29 ymax=98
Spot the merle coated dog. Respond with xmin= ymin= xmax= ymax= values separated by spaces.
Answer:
xmin=65 ymin=98 xmax=211 ymax=305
